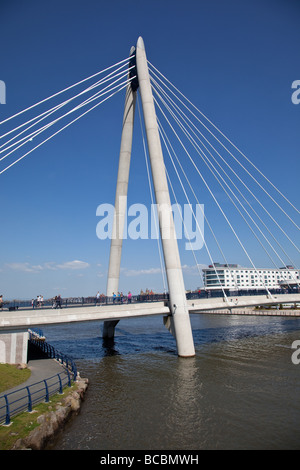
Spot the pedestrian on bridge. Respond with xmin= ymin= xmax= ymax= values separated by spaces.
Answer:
xmin=56 ymin=295 xmax=62 ymax=309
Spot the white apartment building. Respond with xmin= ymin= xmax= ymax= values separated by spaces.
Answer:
xmin=202 ymin=263 xmax=300 ymax=290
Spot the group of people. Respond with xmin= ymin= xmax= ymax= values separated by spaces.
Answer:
xmin=31 ymin=294 xmax=62 ymax=309
xmin=95 ymin=291 xmax=106 ymax=305
xmin=95 ymin=291 xmax=133 ymax=305
xmin=94 ymin=289 xmax=158 ymax=305
xmin=32 ymin=295 xmax=44 ymax=309
xmin=52 ymin=295 xmax=62 ymax=309
xmin=140 ymin=288 xmax=155 ymax=296
xmin=112 ymin=291 xmax=132 ymax=304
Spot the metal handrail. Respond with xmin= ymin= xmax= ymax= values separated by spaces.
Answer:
xmin=0 ymin=331 xmax=77 ymax=426
xmin=0 ymin=370 xmax=72 ymax=425
xmin=2 ymin=287 xmax=299 ymax=311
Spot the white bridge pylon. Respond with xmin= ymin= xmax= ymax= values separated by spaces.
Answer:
xmin=103 ymin=37 xmax=196 ymax=357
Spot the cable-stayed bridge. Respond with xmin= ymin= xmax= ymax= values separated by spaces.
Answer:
xmin=0 ymin=37 xmax=299 ymax=362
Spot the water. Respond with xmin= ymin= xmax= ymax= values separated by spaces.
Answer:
xmin=41 ymin=314 xmax=300 ymax=450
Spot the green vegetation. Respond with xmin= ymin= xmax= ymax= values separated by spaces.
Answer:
xmin=0 ymin=383 xmax=76 ymax=450
xmin=0 ymin=364 xmax=31 ymax=393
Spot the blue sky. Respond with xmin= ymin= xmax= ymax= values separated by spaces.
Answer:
xmin=0 ymin=0 xmax=299 ymax=300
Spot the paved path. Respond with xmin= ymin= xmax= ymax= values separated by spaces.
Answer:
xmin=1 ymin=358 xmax=65 ymax=395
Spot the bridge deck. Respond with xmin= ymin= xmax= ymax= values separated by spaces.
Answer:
xmin=0 ymin=293 xmax=299 ymax=331
xmin=0 ymin=301 xmax=170 ymax=330
xmin=187 ymin=293 xmax=300 ymax=312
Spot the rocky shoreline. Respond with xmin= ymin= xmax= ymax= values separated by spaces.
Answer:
xmin=11 ymin=375 xmax=89 ymax=450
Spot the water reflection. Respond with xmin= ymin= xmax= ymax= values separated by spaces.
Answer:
xmin=102 ymin=338 xmax=120 ymax=356
xmin=164 ymin=357 xmax=203 ymax=445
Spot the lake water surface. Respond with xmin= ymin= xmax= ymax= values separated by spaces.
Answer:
xmin=41 ymin=313 xmax=300 ymax=450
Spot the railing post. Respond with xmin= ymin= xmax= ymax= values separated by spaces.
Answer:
xmin=57 ymin=374 xmax=63 ymax=394
xmin=26 ymin=386 xmax=32 ymax=412
xmin=4 ymin=395 xmax=10 ymax=425
xmin=44 ymin=380 xmax=49 ymax=402
xmin=66 ymin=369 xmax=71 ymax=387
xmin=72 ymin=362 xmax=77 ymax=380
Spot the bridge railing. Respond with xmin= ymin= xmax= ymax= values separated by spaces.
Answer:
xmin=2 ymin=293 xmax=170 ymax=310
xmin=2 ymin=287 xmax=299 ymax=311
xmin=0 ymin=329 xmax=77 ymax=426
xmin=186 ymin=287 xmax=300 ymax=300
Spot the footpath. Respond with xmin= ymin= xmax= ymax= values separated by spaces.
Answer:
xmin=1 ymin=357 xmax=89 ymax=450
xmin=0 ymin=357 xmax=71 ymax=426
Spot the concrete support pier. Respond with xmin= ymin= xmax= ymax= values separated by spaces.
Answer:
xmin=103 ymin=38 xmax=195 ymax=356
xmin=0 ymin=330 xmax=28 ymax=364
xmin=103 ymin=47 xmax=137 ymax=339
xmin=135 ymin=37 xmax=195 ymax=357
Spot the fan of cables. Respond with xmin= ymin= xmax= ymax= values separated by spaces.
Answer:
xmin=141 ymin=60 xmax=300 ymax=292
xmin=0 ymin=56 xmax=136 ymax=175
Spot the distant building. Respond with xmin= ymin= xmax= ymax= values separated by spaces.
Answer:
xmin=202 ymin=263 xmax=300 ymax=290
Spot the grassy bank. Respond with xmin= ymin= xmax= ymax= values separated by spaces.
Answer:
xmin=0 ymin=364 xmax=31 ymax=393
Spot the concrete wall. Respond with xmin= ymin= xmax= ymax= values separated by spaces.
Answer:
xmin=0 ymin=331 xmax=28 ymax=364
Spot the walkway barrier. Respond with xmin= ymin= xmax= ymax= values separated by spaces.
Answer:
xmin=0 ymin=370 xmax=72 ymax=426
xmin=2 ymin=293 xmax=170 ymax=310
xmin=0 ymin=329 xmax=77 ymax=426
xmin=2 ymin=288 xmax=299 ymax=311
